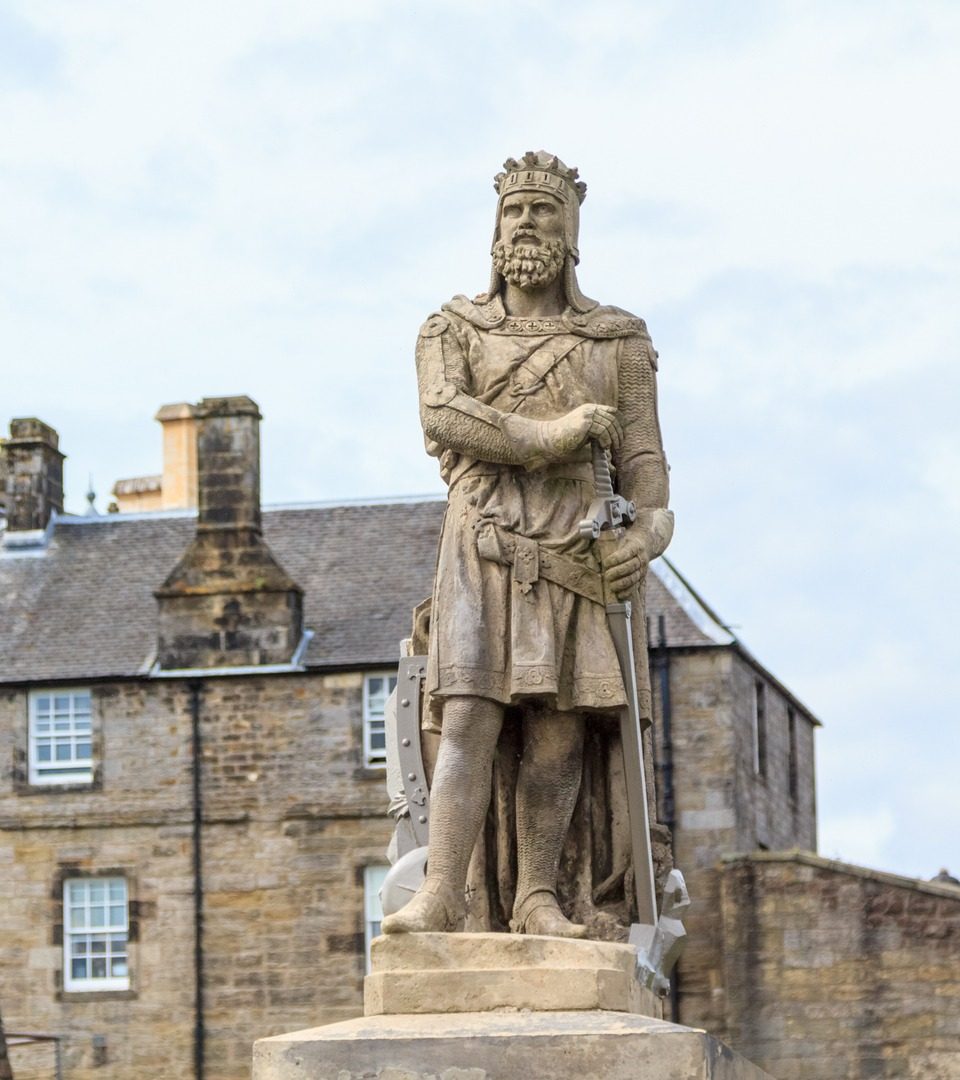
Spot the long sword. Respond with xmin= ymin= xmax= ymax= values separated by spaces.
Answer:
xmin=579 ymin=442 xmax=658 ymax=929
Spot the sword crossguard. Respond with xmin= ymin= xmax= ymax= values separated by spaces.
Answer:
xmin=578 ymin=442 xmax=636 ymax=538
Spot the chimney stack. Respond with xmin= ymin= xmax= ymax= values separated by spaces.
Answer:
xmin=2 ymin=418 xmax=64 ymax=532
xmin=155 ymin=396 xmax=303 ymax=669
xmin=156 ymin=402 xmax=199 ymax=510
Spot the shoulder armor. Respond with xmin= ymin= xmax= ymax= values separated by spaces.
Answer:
xmin=419 ymin=312 xmax=451 ymax=339
xmin=422 ymin=383 xmax=458 ymax=407
xmin=565 ymin=304 xmax=650 ymax=340
xmin=442 ymin=293 xmax=505 ymax=330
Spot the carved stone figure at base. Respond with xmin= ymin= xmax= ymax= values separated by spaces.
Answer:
xmin=382 ymin=152 xmax=674 ymax=940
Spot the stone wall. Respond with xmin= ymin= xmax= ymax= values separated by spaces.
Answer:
xmin=649 ymin=646 xmax=817 ymax=1035
xmin=0 ymin=672 xmax=392 ymax=1080
xmin=719 ymin=853 xmax=960 ymax=1079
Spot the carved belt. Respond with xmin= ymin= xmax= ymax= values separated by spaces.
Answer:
xmin=475 ymin=521 xmax=604 ymax=606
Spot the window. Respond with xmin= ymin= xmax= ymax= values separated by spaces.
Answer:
xmin=788 ymin=708 xmax=799 ymax=803
xmin=753 ymin=680 xmax=767 ymax=779
xmin=63 ymin=878 xmax=129 ymax=992
xmin=364 ymin=865 xmax=388 ymax=973
xmin=29 ymin=689 xmax=93 ymax=785
xmin=363 ymin=672 xmax=397 ymax=768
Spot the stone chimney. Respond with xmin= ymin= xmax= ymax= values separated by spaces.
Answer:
xmin=156 ymin=402 xmax=199 ymax=509
xmin=2 ymin=418 xmax=64 ymax=531
xmin=112 ymin=402 xmax=199 ymax=513
xmin=155 ymin=396 xmax=303 ymax=669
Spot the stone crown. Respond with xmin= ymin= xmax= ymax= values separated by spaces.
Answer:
xmin=494 ymin=150 xmax=587 ymax=206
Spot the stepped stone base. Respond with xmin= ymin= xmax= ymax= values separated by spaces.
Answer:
xmin=253 ymin=1010 xmax=774 ymax=1080
xmin=253 ymin=934 xmax=772 ymax=1079
xmin=364 ymin=932 xmax=661 ymax=1017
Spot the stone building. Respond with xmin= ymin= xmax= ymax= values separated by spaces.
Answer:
xmin=1 ymin=399 xmax=957 ymax=1080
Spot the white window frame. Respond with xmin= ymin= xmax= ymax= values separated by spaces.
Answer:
xmin=63 ymin=877 xmax=130 ymax=992
xmin=363 ymin=864 xmax=388 ymax=973
xmin=28 ymin=688 xmax=94 ymax=785
xmin=362 ymin=671 xmax=396 ymax=769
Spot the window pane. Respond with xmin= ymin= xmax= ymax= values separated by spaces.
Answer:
xmin=91 ymin=958 xmax=106 ymax=978
xmin=70 ymin=908 xmax=85 ymax=929
xmin=54 ymin=696 xmax=71 ymax=711
xmin=90 ymin=936 xmax=107 ymax=953
xmin=37 ymin=744 xmax=52 ymax=761
xmin=72 ymin=959 xmax=87 ymax=979
xmin=55 ymin=743 xmax=72 ymax=761
xmin=368 ymin=677 xmax=383 ymax=697
xmin=109 ymin=881 xmax=125 ymax=901
xmin=110 ymin=933 xmax=127 ymax=949
xmin=111 ymin=958 xmax=128 ymax=977
xmin=90 ymin=907 xmax=105 ymax=928
xmin=109 ymin=905 xmax=125 ymax=927
xmin=371 ymin=732 xmax=386 ymax=750
xmin=89 ymin=881 xmax=105 ymax=901
xmin=76 ymin=743 xmax=92 ymax=759
xmin=72 ymin=939 xmax=86 ymax=956
xmin=388 ymin=676 xmax=398 ymax=693
xmin=69 ymin=882 xmax=85 ymax=901
xmin=36 ymin=696 xmax=51 ymax=712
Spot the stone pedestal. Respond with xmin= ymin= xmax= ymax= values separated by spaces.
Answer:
xmin=254 ymin=1011 xmax=772 ymax=1079
xmin=364 ymin=932 xmax=661 ymax=1017
xmin=253 ymin=934 xmax=773 ymax=1079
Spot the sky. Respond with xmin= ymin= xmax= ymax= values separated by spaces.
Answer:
xmin=2 ymin=0 xmax=958 ymax=881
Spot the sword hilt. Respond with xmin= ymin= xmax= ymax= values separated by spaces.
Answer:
xmin=578 ymin=441 xmax=637 ymax=539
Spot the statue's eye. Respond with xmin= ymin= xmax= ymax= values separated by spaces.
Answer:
xmin=503 ymin=205 xmax=521 ymax=217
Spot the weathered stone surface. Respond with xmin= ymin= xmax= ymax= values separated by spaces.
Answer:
xmin=648 ymin=647 xmax=818 ymax=1035
xmin=253 ymin=1011 xmax=774 ymax=1080
xmin=385 ymin=150 xmax=674 ymax=945
xmin=0 ymin=673 xmax=392 ymax=1080
xmin=1 ymin=417 xmax=64 ymax=532
xmin=155 ymin=396 xmax=303 ymax=668
xmin=364 ymin=932 xmax=661 ymax=1017
xmin=719 ymin=853 xmax=960 ymax=1079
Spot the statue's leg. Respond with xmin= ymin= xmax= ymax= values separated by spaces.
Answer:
xmin=382 ymin=695 xmax=503 ymax=933
xmin=512 ymin=708 xmax=587 ymax=938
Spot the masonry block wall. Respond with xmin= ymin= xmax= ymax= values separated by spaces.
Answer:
xmin=719 ymin=854 xmax=960 ymax=1080
xmin=0 ymin=673 xmax=392 ymax=1080
xmin=650 ymin=647 xmax=817 ymax=1037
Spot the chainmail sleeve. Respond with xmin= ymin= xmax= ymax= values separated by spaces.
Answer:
xmin=613 ymin=333 xmax=669 ymax=510
xmin=416 ymin=315 xmax=546 ymax=467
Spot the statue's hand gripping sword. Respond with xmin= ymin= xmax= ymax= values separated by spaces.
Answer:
xmin=579 ymin=441 xmax=688 ymax=994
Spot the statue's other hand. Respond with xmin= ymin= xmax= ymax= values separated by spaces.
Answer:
xmin=603 ymin=535 xmax=649 ymax=600
xmin=544 ymin=404 xmax=623 ymax=457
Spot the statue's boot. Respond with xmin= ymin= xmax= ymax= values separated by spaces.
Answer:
xmin=511 ymin=711 xmax=587 ymax=939
xmin=511 ymin=890 xmax=587 ymax=938
xmin=381 ymin=877 xmax=464 ymax=934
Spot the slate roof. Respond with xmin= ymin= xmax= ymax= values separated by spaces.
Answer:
xmin=0 ymin=498 xmax=727 ymax=685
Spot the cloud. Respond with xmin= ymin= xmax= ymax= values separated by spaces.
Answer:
xmin=1 ymin=0 xmax=959 ymax=879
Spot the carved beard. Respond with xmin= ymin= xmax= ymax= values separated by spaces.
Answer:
xmin=492 ymin=238 xmax=566 ymax=290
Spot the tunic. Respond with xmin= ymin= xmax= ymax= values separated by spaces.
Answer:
xmin=416 ymin=293 xmax=669 ymax=728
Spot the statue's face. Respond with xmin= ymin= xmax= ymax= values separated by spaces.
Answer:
xmin=498 ymin=190 xmax=565 ymax=249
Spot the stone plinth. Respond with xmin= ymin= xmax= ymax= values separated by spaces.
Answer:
xmin=253 ymin=1010 xmax=774 ymax=1080
xmin=253 ymin=934 xmax=774 ymax=1078
xmin=364 ymin=932 xmax=661 ymax=1017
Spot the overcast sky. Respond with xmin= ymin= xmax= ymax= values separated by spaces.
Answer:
xmin=2 ymin=1 xmax=958 ymax=881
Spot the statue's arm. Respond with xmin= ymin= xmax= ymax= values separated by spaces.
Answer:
xmin=612 ymin=333 xmax=674 ymax=560
xmin=416 ymin=317 xmax=616 ymax=469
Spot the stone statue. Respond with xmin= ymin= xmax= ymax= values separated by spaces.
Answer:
xmin=382 ymin=151 xmax=674 ymax=940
